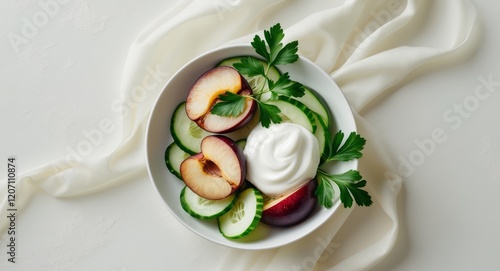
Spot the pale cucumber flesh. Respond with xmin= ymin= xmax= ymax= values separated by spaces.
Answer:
xmin=180 ymin=186 xmax=236 ymax=220
xmin=170 ymin=102 xmax=213 ymax=154
xmin=266 ymin=96 xmax=317 ymax=134
xmin=165 ymin=142 xmax=190 ymax=180
xmin=218 ymin=188 xmax=263 ymax=239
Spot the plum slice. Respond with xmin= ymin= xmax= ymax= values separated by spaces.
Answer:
xmin=261 ymin=179 xmax=318 ymax=227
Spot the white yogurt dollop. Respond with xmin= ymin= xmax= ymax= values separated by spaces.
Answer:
xmin=243 ymin=122 xmax=320 ymax=197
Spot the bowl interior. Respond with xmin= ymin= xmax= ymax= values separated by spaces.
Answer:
xmin=145 ymin=45 xmax=357 ymax=250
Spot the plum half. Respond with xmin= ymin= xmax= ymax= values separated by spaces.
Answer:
xmin=185 ymin=66 xmax=257 ymax=133
xmin=180 ymin=135 xmax=246 ymax=200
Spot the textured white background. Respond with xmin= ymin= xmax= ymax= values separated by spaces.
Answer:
xmin=1 ymin=0 xmax=499 ymax=270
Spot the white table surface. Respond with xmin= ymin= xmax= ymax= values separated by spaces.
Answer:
xmin=1 ymin=0 xmax=499 ymax=270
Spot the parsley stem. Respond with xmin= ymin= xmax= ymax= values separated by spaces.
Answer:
xmin=253 ymin=66 xmax=271 ymax=100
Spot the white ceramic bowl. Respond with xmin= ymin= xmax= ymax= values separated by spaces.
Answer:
xmin=145 ymin=45 xmax=357 ymax=250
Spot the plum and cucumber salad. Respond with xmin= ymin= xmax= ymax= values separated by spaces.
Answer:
xmin=165 ymin=23 xmax=372 ymax=240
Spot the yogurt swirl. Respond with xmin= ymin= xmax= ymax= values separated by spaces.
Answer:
xmin=243 ymin=123 xmax=320 ymax=197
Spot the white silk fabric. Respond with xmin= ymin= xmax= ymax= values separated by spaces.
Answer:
xmin=0 ymin=0 xmax=478 ymax=270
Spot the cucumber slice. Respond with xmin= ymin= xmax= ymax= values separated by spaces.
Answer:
xmin=216 ymin=56 xmax=281 ymax=95
xmin=165 ymin=142 xmax=190 ymax=180
xmin=266 ymin=96 xmax=317 ymax=134
xmin=170 ymin=102 xmax=213 ymax=154
xmin=295 ymin=86 xmax=330 ymax=125
xmin=313 ymin=112 xmax=331 ymax=164
xmin=224 ymin=111 xmax=260 ymax=141
xmin=180 ymin=186 xmax=236 ymax=220
xmin=218 ymin=187 xmax=263 ymax=239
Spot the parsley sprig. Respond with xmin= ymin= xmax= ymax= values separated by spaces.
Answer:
xmin=316 ymin=131 xmax=372 ymax=208
xmin=211 ymin=23 xmax=304 ymax=128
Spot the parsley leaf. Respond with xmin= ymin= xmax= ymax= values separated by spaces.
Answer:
xmin=210 ymin=93 xmax=283 ymax=128
xmin=211 ymin=91 xmax=247 ymax=117
xmin=273 ymin=41 xmax=299 ymax=65
xmin=268 ymin=72 xmax=305 ymax=98
xmin=251 ymin=35 xmax=269 ymax=62
xmin=232 ymin=57 xmax=266 ymax=78
xmin=263 ymin=23 xmax=284 ymax=65
xmin=326 ymin=131 xmax=366 ymax=162
xmin=257 ymin=101 xmax=282 ymax=128
xmin=316 ymin=169 xmax=372 ymax=208
xmin=250 ymin=23 xmax=299 ymax=67
xmin=315 ymin=172 xmax=336 ymax=208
